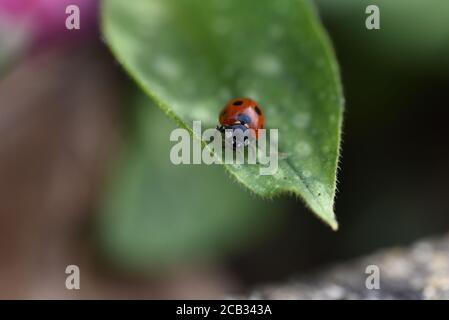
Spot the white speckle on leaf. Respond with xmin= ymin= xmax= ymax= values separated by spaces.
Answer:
xmin=273 ymin=169 xmax=285 ymax=179
xmin=149 ymin=82 xmax=170 ymax=100
xmin=213 ymin=17 xmax=231 ymax=35
xmin=153 ymin=56 xmax=182 ymax=80
xmin=313 ymin=183 xmax=331 ymax=206
xmin=275 ymin=2 xmax=288 ymax=14
xmin=253 ymin=54 xmax=282 ymax=76
xmin=232 ymin=164 xmax=242 ymax=170
xmin=213 ymin=0 xmax=230 ymax=11
xmin=245 ymin=90 xmax=260 ymax=101
xmin=314 ymin=183 xmax=324 ymax=195
xmin=191 ymin=108 xmax=213 ymax=123
xmin=269 ymin=24 xmax=284 ymax=39
xmin=292 ymin=112 xmax=311 ymax=129
xmin=296 ymin=141 xmax=312 ymax=157
xmin=136 ymin=1 xmax=165 ymax=20
xmin=302 ymin=170 xmax=311 ymax=178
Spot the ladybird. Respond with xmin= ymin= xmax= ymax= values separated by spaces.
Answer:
xmin=217 ymin=97 xmax=265 ymax=143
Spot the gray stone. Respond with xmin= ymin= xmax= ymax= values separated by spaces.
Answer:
xmin=244 ymin=234 xmax=449 ymax=300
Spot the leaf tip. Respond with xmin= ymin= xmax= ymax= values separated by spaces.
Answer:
xmin=330 ymin=219 xmax=339 ymax=231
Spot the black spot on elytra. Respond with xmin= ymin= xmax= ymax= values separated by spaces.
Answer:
xmin=233 ymin=100 xmax=243 ymax=106
xmin=254 ymin=106 xmax=262 ymax=115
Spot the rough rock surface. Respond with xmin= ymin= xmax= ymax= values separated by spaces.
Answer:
xmin=245 ymin=234 xmax=449 ymax=300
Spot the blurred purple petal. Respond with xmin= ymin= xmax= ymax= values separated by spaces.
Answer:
xmin=0 ymin=0 xmax=99 ymax=47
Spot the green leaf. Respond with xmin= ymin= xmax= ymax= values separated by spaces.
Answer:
xmin=98 ymin=96 xmax=279 ymax=269
xmin=316 ymin=0 xmax=449 ymax=71
xmin=102 ymin=0 xmax=344 ymax=230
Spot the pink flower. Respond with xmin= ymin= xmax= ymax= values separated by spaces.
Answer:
xmin=0 ymin=0 xmax=99 ymax=47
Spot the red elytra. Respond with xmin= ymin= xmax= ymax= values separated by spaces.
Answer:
xmin=218 ymin=97 xmax=265 ymax=138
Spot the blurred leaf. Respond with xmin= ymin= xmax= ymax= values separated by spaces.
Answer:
xmin=102 ymin=0 xmax=343 ymax=229
xmin=0 ymin=17 xmax=29 ymax=75
xmin=98 ymin=96 xmax=278 ymax=269
xmin=316 ymin=0 xmax=449 ymax=71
